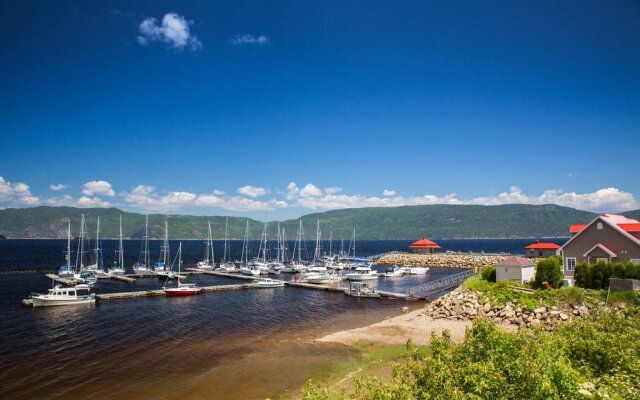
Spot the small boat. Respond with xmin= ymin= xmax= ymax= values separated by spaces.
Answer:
xmin=31 ymin=284 xmax=96 ymax=307
xmin=405 ymin=265 xmax=429 ymax=275
xmin=306 ymin=272 xmax=340 ymax=284
xmin=267 ymin=262 xmax=283 ymax=275
xmin=240 ymin=265 xmax=261 ymax=276
xmin=384 ymin=265 xmax=405 ymax=277
xmin=256 ymin=278 xmax=285 ymax=288
xmin=109 ymin=216 xmax=126 ymax=275
xmin=196 ymin=221 xmax=215 ymax=270
xmin=164 ymin=242 xmax=201 ymax=296
xmin=217 ymin=262 xmax=238 ymax=272
xmin=345 ymin=264 xmax=379 ymax=281
xmin=133 ymin=215 xmax=153 ymax=274
xmin=344 ymin=282 xmax=380 ymax=298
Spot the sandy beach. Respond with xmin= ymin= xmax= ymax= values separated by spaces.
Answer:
xmin=317 ymin=307 xmax=472 ymax=346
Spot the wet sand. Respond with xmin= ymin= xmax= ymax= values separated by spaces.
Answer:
xmin=317 ymin=308 xmax=471 ymax=346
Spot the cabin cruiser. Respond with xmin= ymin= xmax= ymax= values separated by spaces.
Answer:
xmin=383 ymin=265 xmax=406 ymax=277
xmin=196 ymin=261 xmax=214 ymax=270
xmin=256 ymin=278 xmax=285 ymax=288
xmin=345 ymin=264 xmax=379 ymax=281
xmin=267 ymin=262 xmax=284 ymax=275
xmin=217 ymin=262 xmax=239 ymax=272
xmin=405 ymin=265 xmax=429 ymax=275
xmin=31 ymin=284 xmax=96 ymax=307
xmin=240 ymin=265 xmax=261 ymax=276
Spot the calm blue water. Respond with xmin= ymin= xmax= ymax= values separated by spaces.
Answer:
xmin=0 ymin=238 xmax=565 ymax=399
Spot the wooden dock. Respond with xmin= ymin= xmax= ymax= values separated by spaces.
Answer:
xmin=285 ymin=281 xmax=413 ymax=300
xmin=185 ymin=269 xmax=262 ymax=281
xmin=45 ymin=273 xmax=79 ymax=285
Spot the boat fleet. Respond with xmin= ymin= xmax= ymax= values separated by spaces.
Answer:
xmin=29 ymin=215 xmax=430 ymax=306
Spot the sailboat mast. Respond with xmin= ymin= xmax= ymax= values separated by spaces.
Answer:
xmin=223 ymin=217 xmax=229 ymax=262
xmin=119 ymin=215 xmax=124 ymax=267
xmin=352 ymin=228 xmax=356 ymax=258
xmin=208 ymin=221 xmax=214 ymax=265
xmin=66 ymin=219 xmax=71 ymax=269
xmin=314 ymin=220 xmax=321 ymax=260
xmin=329 ymin=231 xmax=332 ymax=257
xmin=95 ymin=216 xmax=100 ymax=270
xmin=163 ymin=219 xmax=169 ymax=265
xmin=144 ymin=215 xmax=149 ymax=268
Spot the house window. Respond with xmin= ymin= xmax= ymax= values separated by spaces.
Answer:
xmin=566 ymin=257 xmax=576 ymax=271
xmin=597 ymin=222 xmax=603 ymax=230
xmin=631 ymin=259 xmax=640 ymax=265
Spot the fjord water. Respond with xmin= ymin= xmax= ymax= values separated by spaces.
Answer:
xmin=0 ymin=239 xmax=563 ymax=399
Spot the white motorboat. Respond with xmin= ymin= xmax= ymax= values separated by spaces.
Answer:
xmin=217 ymin=262 xmax=238 ymax=272
xmin=405 ymin=266 xmax=429 ymax=275
xmin=240 ymin=265 xmax=261 ymax=276
xmin=306 ymin=272 xmax=340 ymax=284
xmin=31 ymin=284 xmax=96 ymax=307
xmin=345 ymin=265 xmax=379 ymax=281
xmin=383 ymin=265 xmax=405 ymax=277
xmin=344 ymin=281 xmax=380 ymax=298
xmin=267 ymin=262 xmax=283 ymax=275
xmin=256 ymin=278 xmax=285 ymax=288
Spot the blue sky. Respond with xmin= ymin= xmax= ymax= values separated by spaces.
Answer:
xmin=1 ymin=1 xmax=639 ymax=218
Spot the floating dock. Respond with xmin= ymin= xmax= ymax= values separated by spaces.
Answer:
xmin=185 ymin=269 xmax=262 ymax=281
xmin=285 ymin=281 xmax=414 ymax=300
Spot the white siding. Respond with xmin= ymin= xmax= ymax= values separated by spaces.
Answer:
xmin=496 ymin=266 xmax=535 ymax=284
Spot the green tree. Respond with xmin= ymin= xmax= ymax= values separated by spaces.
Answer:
xmin=574 ymin=262 xmax=589 ymax=288
xmin=482 ymin=265 xmax=496 ymax=282
xmin=533 ymin=256 xmax=564 ymax=289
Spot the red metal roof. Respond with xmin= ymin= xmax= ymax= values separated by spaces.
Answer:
xmin=618 ymin=223 xmax=640 ymax=233
xmin=570 ymin=224 xmax=587 ymax=234
xmin=409 ymin=237 xmax=441 ymax=249
xmin=525 ymin=240 xmax=560 ymax=250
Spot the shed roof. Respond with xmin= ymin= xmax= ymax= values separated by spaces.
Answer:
xmin=495 ymin=256 xmax=535 ymax=268
xmin=409 ymin=237 xmax=441 ymax=249
xmin=525 ymin=240 xmax=560 ymax=250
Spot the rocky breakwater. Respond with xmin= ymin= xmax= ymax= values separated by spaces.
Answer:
xmin=423 ymin=289 xmax=605 ymax=331
xmin=375 ymin=252 xmax=508 ymax=269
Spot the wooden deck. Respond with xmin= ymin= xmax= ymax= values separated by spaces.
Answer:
xmin=185 ymin=269 xmax=262 ymax=281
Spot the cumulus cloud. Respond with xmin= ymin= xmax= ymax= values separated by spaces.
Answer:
xmin=47 ymin=195 xmax=112 ymax=208
xmin=324 ymin=187 xmax=342 ymax=195
xmin=82 ymin=180 xmax=115 ymax=196
xmin=299 ymin=183 xmax=323 ymax=198
xmin=383 ymin=189 xmax=396 ymax=196
xmin=122 ymin=185 xmax=286 ymax=212
xmin=49 ymin=184 xmax=68 ymax=191
xmin=237 ymin=185 xmax=267 ymax=198
xmin=230 ymin=34 xmax=269 ymax=45
xmin=137 ymin=13 xmax=202 ymax=50
xmin=213 ymin=189 xmax=225 ymax=196
xmin=0 ymin=177 xmax=39 ymax=206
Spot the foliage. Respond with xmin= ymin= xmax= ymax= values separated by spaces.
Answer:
xmin=481 ymin=265 xmax=496 ymax=282
xmin=303 ymin=310 xmax=640 ymax=399
xmin=574 ymin=261 xmax=640 ymax=290
xmin=0 ymin=203 xmax=601 ymax=239
xmin=533 ymin=256 xmax=564 ymax=289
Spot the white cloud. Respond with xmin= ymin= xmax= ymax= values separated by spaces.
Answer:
xmin=237 ymin=185 xmax=267 ymax=198
xmin=47 ymin=195 xmax=112 ymax=208
xmin=285 ymin=182 xmax=299 ymax=200
xmin=299 ymin=183 xmax=323 ymax=198
xmin=230 ymin=34 xmax=269 ymax=45
xmin=137 ymin=13 xmax=202 ymax=50
xmin=82 ymin=180 xmax=115 ymax=196
xmin=213 ymin=189 xmax=225 ymax=196
xmin=383 ymin=189 xmax=396 ymax=196
xmin=49 ymin=184 xmax=68 ymax=191
xmin=324 ymin=187 xmax=342 ymax=195
xmin=0 ymin=177 xmax=39 ymax=206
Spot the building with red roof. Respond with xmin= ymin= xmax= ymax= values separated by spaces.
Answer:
xmin=409 ymin=237 xmax=441 ymax=254
xmin=560 ymin=213 xmax=640 ymax=281
xmin=524 ymin=240 xmax=560 ymax=258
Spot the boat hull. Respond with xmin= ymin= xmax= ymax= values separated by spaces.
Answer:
xmin=32 ymin=298 xmax=96 ymax=307
xmin=164 ymin=288 xmax=200 ymax=296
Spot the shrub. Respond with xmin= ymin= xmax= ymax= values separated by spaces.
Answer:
xmin=533 ymin=256 xmax=564 ymax=289
xmin=481 ymin=265 xmax=496 ymax=282
xmin=574 ymin=262 xmax=588 ymax=288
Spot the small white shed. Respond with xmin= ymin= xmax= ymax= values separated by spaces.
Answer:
xmin=495 ymin=256 xmax=536 ymax=284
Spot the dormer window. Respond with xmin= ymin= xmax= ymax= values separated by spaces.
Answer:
xmin=597 ymin=222 xmax=603 ymax=230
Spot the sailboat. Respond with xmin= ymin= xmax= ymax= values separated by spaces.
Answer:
xmin=154 ymin=219 xmax=170 ymax=273
xmin=249 ymin=222 xmax=269 ymax=274
xmin=290 ymin=220 xmax=308 ymax=273
xmin=86 ymin=216 xmax=107 ymax=277
xmin=239 ymin=220 xmax=260 ymax=276
xmin=218 ymin=218 xmax=237 ymax=272
xmin=73 ymin=214 xmax=97 ymax=285
xmin=163 ymin=242 xmax=201 ymax=296
xmin=108 ymin=216 xmax=126 ymax=275
xmin=196 ymin=221 xmax=215 ymax=270
xmin=133 ymin=215 xmax=152 ymax=274
xmin=268 ymin=222 xmax=286 ymax=274
xmin=58 ymin=219 xmax=74 ymax=277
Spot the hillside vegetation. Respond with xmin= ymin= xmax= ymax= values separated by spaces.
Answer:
xmin=0 ymin=204 xmax=627 ymax=239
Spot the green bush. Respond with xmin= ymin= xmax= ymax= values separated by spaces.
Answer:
xmin=533 ymin=256 xmax=564 ymax=289
xmin=303 ymin=310 xmax=640 ymax=399
xmin=481 ymin=265 xmax=496 ymax=282
xmin=574 ymin=261 xmax=640 ymax=289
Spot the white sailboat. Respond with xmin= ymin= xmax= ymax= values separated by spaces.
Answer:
xmin=197 ymin=221 xmax=215 ymax=270
xmin=290 ymin=219 xmax=308 ymax=273
xmin=73 ymin=214 xmax=97 ymax=285
xmin=268 ymin=222 xmax=286 ymax=274
xmin=163 ymin=242 xmax=201 ymax=296
xmin=249 ymin=222 xmax=269 ymax=274
xmin=86 ymin=216 xmax=107 ymax=277
xmin=239 ymin=220 xmax=260 ymax=276
xmin=218 ymin=217 xmax=237 ymax=272
xmin=154 ymin=219 xmax=170 ymax=273
xmin=133 ymin=215 xmax=152 ymax=274
xmin=108 ymin=216 xmax=126 ymax=275
xmin=58 ymin=219 xmax=74 ymax=277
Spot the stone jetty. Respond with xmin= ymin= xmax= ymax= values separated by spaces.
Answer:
xmin=375 ymin=251 xmax=510 ymax=269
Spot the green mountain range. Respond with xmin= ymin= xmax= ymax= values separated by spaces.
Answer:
xmin=2 ymin=204 xmax=636 ymax=240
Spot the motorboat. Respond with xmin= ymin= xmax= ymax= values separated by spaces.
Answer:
xmin=306 ymin=272 xmax=340 ymax=284
xmin=31 ymin=284 xmax=96 ymax=307
xmin=345 ymin=265 xmax=379 ymax=281
xmin=267 ymin=262 xmax=284 ymax=275
xmin=383 ymin=265 xmax=405 ymax=277
xmin=217 ymin=262 xmax=239 ymax=272
xmin=256 ymin=278 xmax=285 ymax=288
xmin=344 ymin=282 xmax=380 ymax=298
xmin=405 ymin=265 xmax=429 ymax=275
xmin=240 ymin=265 xmax=261 ymax=276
